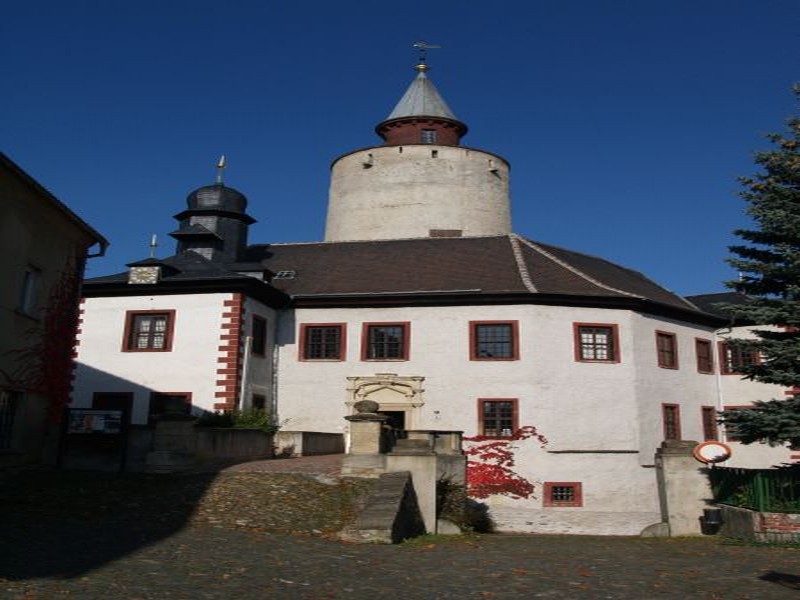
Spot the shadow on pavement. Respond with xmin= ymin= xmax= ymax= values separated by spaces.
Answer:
xmin=0 ymin=468 xmax=218 ymax=580
xmin=760 ymin=570 xmax=800 ymax=590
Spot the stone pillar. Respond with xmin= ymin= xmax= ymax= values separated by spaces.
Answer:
xmin=145 ymin=415 xmax=197 ymax=473
xmin=341 ymin=400 xmax=388 ymax=477
xmin=654 ymin=440 xmax=714 ymax=536
xmin=386 ymin=432 xmax=438 ymax=534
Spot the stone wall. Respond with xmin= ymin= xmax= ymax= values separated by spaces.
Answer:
xmin=194 ymin=428 xmax=274 ymax=461
xmin=719 ymin=504 xmax=800 ymax=543
xmin=274 ymin=431 xmax=345 ymax=457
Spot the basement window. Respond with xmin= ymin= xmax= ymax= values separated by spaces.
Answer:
xmin=543 ymin=482 xmax=583 ymax=507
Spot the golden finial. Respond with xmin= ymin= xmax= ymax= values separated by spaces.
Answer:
xmin=412 ymin=41 xmax=440 ymax=71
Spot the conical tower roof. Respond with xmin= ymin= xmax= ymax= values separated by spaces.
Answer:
xmin=376 ymin=63 xmax=467 ymax=146
xmin=386 ymin=65 xmax=458 ymax=120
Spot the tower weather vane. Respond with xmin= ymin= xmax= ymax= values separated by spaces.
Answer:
xmin=412 ymin=41 xmax=441 ymax=65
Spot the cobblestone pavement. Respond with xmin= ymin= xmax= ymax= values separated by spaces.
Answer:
xmin=219 ymin=453 xmax=344 ymax=477
xmin=1 ymin=464 xmax=799 ymax=599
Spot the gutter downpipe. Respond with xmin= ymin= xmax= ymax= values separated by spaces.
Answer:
xmin=239 ymin=335 xmax=253 ymax=410
xmin=714 ymin=326 xmax=733 ymax=451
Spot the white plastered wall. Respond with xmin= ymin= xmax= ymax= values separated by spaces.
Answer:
xmin=74 ymin=293 xmax=237 ymax=424
xmin=276 ymin=304 xmax=730 ymax=533
xmin=240 ymin=296 xmax=278 ymax=413
xmin=631 ymin=314 xmax=720 ymax=461
xmin=325 ymin=145 xmax=512 ymax=241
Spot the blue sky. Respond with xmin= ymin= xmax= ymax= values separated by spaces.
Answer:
xmin=3 ymin=1 xmax=798 ymax=295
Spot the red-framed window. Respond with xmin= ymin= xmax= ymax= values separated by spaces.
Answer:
xmin=251 ymin=316 xmax=267 ymax=356
xmin=573 ymin=323 xmax=620 ymax=362
xmin=543 ymin=482 xmax=583 ymax=507
xmin=300 ymin=324 xmax=346 ymax=361
xmin=362 ymin=322 xmax=410 ymax=361
xmin=470 ymin=321 xmax=519 ymax=360
xmin=148 ymin=392 xmax=191 ymax=424
xmin=656 ymin=331 xmax=678 ymax=369
xmin=719 ymin=341 xmax=760 ymax=375
xmin=122 ymin=310 xmax=176 ymax=352
xmin=701 ymin=406 xmax=718 ymax=441
xmin=695 ymin=339 xmax=714 ymax=374
xmin=477 ymin=398 xmax=518 ymax=438
xmin=662 ymin=403 xmax=682 ymax=440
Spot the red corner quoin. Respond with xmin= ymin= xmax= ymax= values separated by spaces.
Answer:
xmin=214 ymin=293 xmax=244 ymax=410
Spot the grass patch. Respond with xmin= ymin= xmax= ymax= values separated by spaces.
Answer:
xmin=719 ymin=536 xmax=800 ymax=550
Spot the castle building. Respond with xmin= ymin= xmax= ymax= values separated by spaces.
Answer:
xmin=72 ymin=60 xmax=790 ymax=534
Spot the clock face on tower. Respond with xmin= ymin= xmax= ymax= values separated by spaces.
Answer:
xmin=128 ymin=266 xmax=160 ymax=285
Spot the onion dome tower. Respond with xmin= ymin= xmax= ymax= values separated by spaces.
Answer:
xmin=324 ymin=59 xmax=512 ymax=242
xmin=169 ymin=158 xmax=256 ymax=263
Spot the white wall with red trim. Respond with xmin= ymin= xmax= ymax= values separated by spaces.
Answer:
xmin=72 ymin=292 xmax=276 ymax=424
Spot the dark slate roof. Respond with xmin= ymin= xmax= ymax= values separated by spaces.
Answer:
xmin=169 ymin=223 xmax=222 ymax=239
xmin=85 ymin=234 xmax=721 ymax=324
xmin=685 ymin=292 xmax=755 ymax=324
xmin=83 ymin=251 xmax=289 ymax=308
xmin=246 ymin=234 xmax=700 ymax=311
xmin=88 ymin=252 xmax=254 ymax=284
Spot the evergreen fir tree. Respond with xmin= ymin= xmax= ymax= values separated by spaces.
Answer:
xmin=719 ymin=86 xmax=800 ymax=448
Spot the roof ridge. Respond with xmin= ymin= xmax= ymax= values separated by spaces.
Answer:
xmin=517 ymin=237 xmax=639 ymax=298
xmin=508 ymin=234 xmax=538 ymax=293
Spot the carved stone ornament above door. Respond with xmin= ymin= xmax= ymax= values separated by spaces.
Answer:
xmin=345 ymin=373 xmax=425 ymax=409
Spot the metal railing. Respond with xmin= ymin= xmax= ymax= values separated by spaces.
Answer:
xmin=710 ymin=466 xmax=800 ymax=513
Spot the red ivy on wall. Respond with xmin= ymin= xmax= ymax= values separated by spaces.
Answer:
xmin=463 ymin=426 xmax=548 ymax=500
xmin=2 ymin=251 xmax=85 ymax=422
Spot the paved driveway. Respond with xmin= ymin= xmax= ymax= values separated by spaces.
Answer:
xmin=2 ymin=526 xmax=799 ymax=599
xmin=1 ymin=464 xmax=798 ymax=599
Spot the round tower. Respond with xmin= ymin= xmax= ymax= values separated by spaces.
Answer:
xmin=324 ymin=63 xmax=512 ymax=242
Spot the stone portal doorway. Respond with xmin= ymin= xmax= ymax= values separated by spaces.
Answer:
xmin=346 ymin=373 xmax=425 ymax=430
xmin=381 ymin=410 xmax=406 ymax=431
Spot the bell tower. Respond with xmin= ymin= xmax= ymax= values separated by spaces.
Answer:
xmin=324 ymin=58 xmax=512 ymax=242
xmin=169 ymin=158 xmax=256 ymax=263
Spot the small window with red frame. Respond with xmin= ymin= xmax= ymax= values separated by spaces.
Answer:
xmin=301 ymin=324 xmax=345 ymax=360
xmin=543 ymin=482 xmax=583 ymax=507
xmin=479 ymin=399 xmax=517 ymax=438
xmin=719 ymin=341 xmax=760 ymax=375
xmin=656 ymin=331 xmax=678 ymax=369
xmin=695 ymin=339 xmax=714 ymax=373
xmin=574 ymin=324 xmax=619 ymax=362
xmin=363 ymin=323 xmax=409 ymax=361
xmin=471 ymin=321 xmax=519 ymax=360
